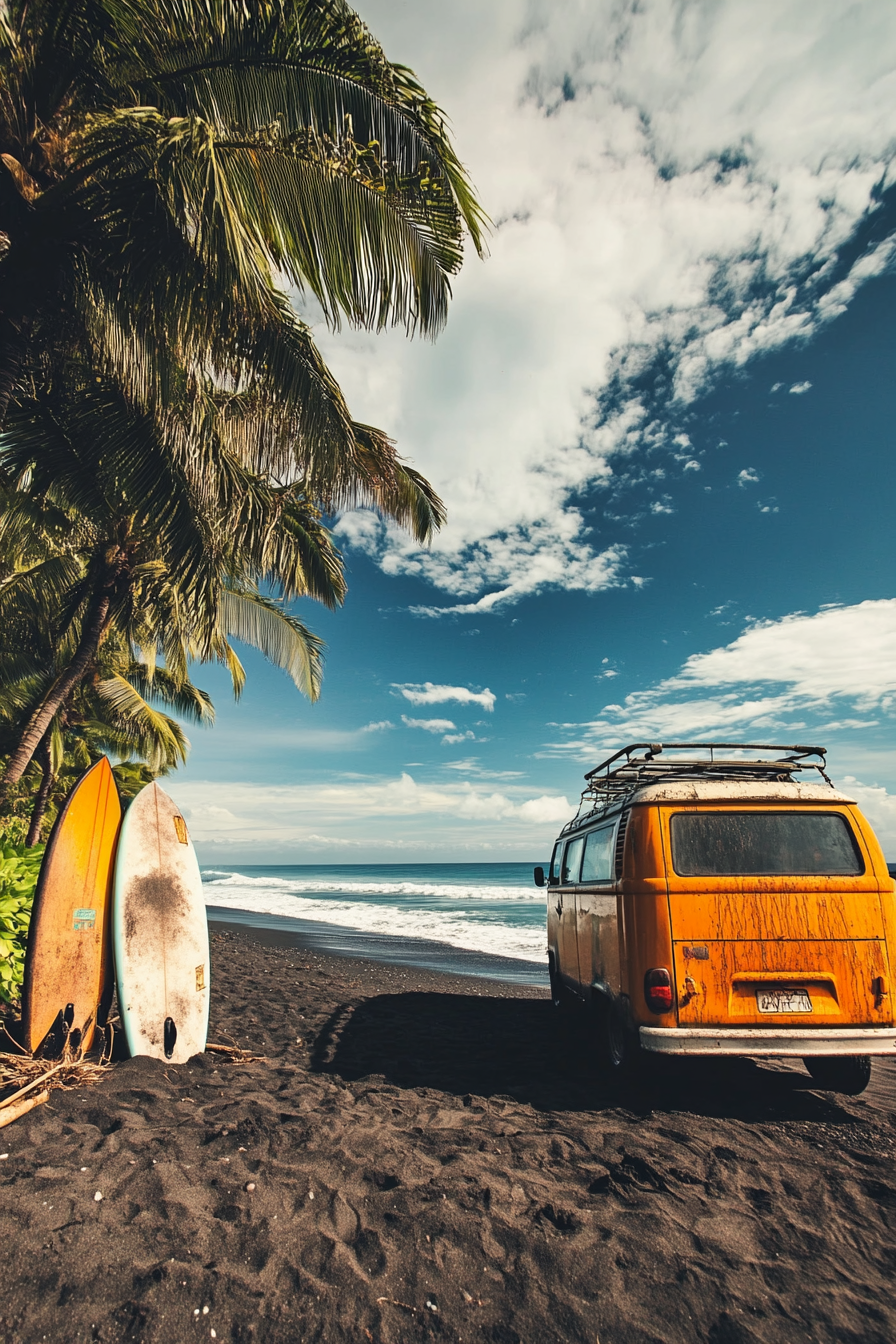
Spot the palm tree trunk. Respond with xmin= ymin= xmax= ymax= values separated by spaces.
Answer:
xmin=0 ymin=593 xmax=112 ymax=795
xmin=25 ymin=737 xmax=53 ymax=848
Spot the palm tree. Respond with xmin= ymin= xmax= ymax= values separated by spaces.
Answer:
xmin=0 ymin=366 xmax=357 ymax=791
xmin=0 ymin=0 xmax=486 ymax=490
xmin=0 ymin=0 xmax=480 ymax=791
xmin=0 ymin=629 xmax=215 ymax=845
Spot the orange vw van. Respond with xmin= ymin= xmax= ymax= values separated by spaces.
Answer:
xmin=537 ymin=743 xmax=896 ymax=1094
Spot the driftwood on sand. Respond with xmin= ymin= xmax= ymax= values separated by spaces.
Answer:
xmin=0 ymin=1089 xmax=49 ymax=1127
xmin=0 ymin=1042 xmax=112 ymax=1127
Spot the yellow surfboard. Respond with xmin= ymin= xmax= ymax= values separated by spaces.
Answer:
xmin=21 ymin=757 xmax=121 ymax=1056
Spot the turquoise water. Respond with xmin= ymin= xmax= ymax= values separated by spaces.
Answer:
xmin=201 ymin=862 xmax=548 ymax=973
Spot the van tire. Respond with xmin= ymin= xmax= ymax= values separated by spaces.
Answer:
xmin=804 ymin=1054 xmax=872 ymax=1096
xmin=595 ymin=995 xmax=635 ymax=1074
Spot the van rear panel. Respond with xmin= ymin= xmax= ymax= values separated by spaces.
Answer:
xmin=672 ymin=938 xmax=889 ymax=1026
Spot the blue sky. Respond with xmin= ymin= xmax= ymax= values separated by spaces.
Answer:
xmin=175 ymin=0 xmax=896 ymax=863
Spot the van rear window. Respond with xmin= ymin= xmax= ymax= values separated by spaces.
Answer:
xmin=670 ymin=812 xmax=864 ymax=877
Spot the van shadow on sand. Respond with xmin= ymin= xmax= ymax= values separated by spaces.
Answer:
xmin=312 ymin=990 xmax=866 ymax=1125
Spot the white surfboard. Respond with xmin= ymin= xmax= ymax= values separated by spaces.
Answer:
xmin=113 ymin=783 xmax=209 ymax=1062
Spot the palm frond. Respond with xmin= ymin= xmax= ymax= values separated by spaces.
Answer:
xmin=346 ymin=424 xmax=446 ymax=543
xmin=47 ymin=715 xmax=66 ymax=776
xmin=92 ymin=673 xmax=191 ymax=770
xmin=0 ymin=554 xmax=85 ymax=626
xmin=219 ymin=584 xmax=323 ymax=700
xmin=72 ymin=107 xmax=459 ymax=333
xmin=106 ymin=0 xmax=488 ymax=258
xmin=222 ymin=641 xmax=246 ymax=700
xmin=125 ymin=662 xmax=215 ymax=725
xmin=214 ymin=133 xmax=459 ymax=332
xmin=0 ymin=666 xmax=50 ymax=710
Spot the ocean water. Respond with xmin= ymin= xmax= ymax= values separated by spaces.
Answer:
xmin=201 ymin=862 xmax=548 ymax=978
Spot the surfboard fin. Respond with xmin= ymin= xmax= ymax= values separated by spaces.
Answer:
xmin=164 ymin=1017 xmax=177 ymax=1059
xmin=34 ymin=1003 xmax=74 ymax=1059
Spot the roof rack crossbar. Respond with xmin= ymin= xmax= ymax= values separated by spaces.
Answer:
xmin=564 ymin=741 xmax=833 ymax=833
xmin=584 ymin=742 xmax=826 ymax=780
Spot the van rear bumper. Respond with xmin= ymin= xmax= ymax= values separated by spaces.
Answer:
xmin=639 ymin=1026 xmax=896 ymax=1056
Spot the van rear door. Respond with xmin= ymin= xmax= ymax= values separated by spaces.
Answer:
xmin=660 ymin=807 xmax=892 ymax=1028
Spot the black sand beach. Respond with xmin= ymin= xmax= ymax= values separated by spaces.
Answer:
xmin=2 ymin=924 xmax=896 ymax=1343
xmin=204 ymin=910 xmax=550 ymax=988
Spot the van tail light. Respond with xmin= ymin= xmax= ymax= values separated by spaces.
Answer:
xmin=644 ymin=968 xmax=673 ymax=1014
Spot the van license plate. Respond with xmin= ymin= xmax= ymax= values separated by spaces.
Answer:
xmin=756 ymin=988 xmax=812 ymax=1014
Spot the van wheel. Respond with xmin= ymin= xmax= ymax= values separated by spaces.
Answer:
xmin=804 ymin=1055 xmax=872 ymax=1096
xmin=596 ymin=995 xmax=634 ymax=1074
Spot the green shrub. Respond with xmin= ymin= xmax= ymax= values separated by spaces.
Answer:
xmin=0 ymin=813 xmax=30 ymax=848
xmin=0 ymin=842 xmax=44 ymax=1008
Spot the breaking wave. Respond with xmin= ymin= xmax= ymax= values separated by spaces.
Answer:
xmin=201 ymin=867 xmax=546 ymax=963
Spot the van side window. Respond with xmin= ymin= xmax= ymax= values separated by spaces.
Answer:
xmin=581 ymin=824 xmax=615 ymax=882
xmin=670 ymin=811 xmax=864 ymax=877
xmin=561 ymin=836 xmax=585 ymax=884
xmin=549 ymin=842 xmax=562 ymax=884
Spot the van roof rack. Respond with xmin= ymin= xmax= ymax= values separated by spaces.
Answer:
xmin=571 ymin=742 xmax=832 ymax=824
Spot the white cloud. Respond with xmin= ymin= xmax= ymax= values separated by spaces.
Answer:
xmin=737 ymin=468 xmax=761 ymax=487
xmin=789 ymin=380 xmax=813 ymax=394
xmin=398 ymin=715 xmax=490 ymax=745
xmin=841 ymin=778 xmax=896 ymax=854
xmin=442 ymin=758 xmax=525 ymax=779
xmin=545 ymin=598 xmax=896 ymax=754
xmin=394 ymin=682 xmax=497 ymax=711
xmin=360 ymin=720 xmax=395 ymax=733
xmin=516 ymin=795 xmax=573 ymax=824
xmin=184 ymin=804 xmax=238 ymax=822
xmin=400 ymin=540 xmax=630 ymax=615
xmin=662 ymin=600 xmax=896 ymax=702
xmin=175 ymin=774 xmax=572 ymax=857
xmin=314 ymin=0 xmax=896 ymax=610
xmin=401 ymin=715 xmax=457 ymax=733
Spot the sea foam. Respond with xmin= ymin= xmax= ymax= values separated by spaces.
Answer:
xmin=202 ymin=868 xmax=547 ymax=963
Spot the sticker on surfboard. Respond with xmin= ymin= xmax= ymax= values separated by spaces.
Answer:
xmin=72 ymin=908 xmax=96 ymax=931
